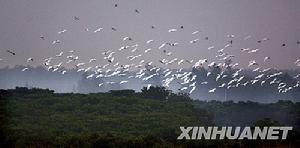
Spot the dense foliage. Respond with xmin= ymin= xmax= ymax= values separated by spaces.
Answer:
xmin=0 ymin=87 xmax=299 ymax=147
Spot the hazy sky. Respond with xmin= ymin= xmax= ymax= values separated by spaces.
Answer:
xmin=0 ymin=0 xmax=300 ymax=69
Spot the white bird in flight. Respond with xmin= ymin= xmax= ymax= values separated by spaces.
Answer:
xmin=22 ymin=68 xmax=29 ymax=71
xmin=94 ymin=27 xmax=103 ymax=33
xmin=27 ymin=57 xmax=33 ymax=62
xmin=58 ymin=29 xmax=67 ymax=34
xmin=208 ymin=88 xmax=216 ymax=93
xmin=168 ymin=29 xmax=177 ymax=32
xmin=192 ymin=30 xmax=199 ymax=35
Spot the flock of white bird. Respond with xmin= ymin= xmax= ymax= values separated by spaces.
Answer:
xmin=1 ymin=4 xmax=300 ymax=96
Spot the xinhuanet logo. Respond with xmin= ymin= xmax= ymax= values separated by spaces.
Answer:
xmin=177 ymin=126 xmax=293 ymax=140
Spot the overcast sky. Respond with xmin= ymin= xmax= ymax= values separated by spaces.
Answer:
xmin=0 ymin=0 xmax=300 ymax=69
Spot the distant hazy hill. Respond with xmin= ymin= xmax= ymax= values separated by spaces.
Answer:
xmin=1 ymin=65 xmax=300 ymax=102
